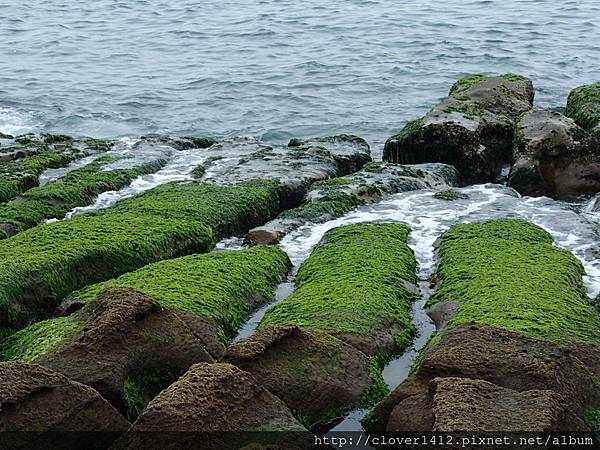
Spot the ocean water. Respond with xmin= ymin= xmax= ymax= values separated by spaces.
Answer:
xmin=1 ymin=0 xmax=599 ymax=156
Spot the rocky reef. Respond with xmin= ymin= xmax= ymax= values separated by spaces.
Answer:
xmin=0 ymin=78 xmax=599 ymax=449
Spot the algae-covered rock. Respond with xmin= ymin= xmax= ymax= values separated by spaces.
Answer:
xmin=367 ymin=219 xmax=600 ymax=434
xmin=0 ymin=157 xmax=166 ymax=238
xmin=1 ymin=246 xmax=290 ymax=420
xmin=0 ymin=134 xmax=115 ymax=203
xmin=0 ymin=180 xmax=285 ymax=331
xmin=384 ymin=74 xmax=534 ymax=184
xmin=508 ymin=109 xmax=600 ymax=199
xmin=244 ymin=223 xmax=419 ymax=430
xmin=261 ymin=223 xmax=418 ymax=355
xmin=566 ymin=82 xmax=600 ymax=131
xmin=112 ymin=363 xmax=312 ymax=450
xmin=288 ymin=134 xmax=372 ymax=174
xmin=65 ymin=245 xmax=292 ymax=344
xmin=0 ymin=362 xmax=128 ymax=448
xmin=246 ymin=162 xmax=458 ymax=245
xmin=226 ymin=325 xmax=371 ymax=431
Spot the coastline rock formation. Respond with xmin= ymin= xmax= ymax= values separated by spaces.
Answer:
xmin=365 ymin=219 xmax=600 ymax=434
xmin=0 ymin=362 xmax=128 ymax=449
xmin=383 ymin=74 xmax=534 ymax=184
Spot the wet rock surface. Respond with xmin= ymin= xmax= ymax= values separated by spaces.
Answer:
xmin=37 ymin=286 xmax=214 ymax=418
xmin=370 ymin=324 xmax=600 ymax=433
xmin=508 ymin=109 xmax=600 ymax=199
xmin=0 ymin=362 xmax=128 ymax=449
xmin=247 ymin=162 xmax=458 ymax=245
xmin=226 ymin=325 xmax=371 ymax=431
xmin=112 ymin=362 xmax=313 ymax=450
xmin=383 ymin=74 xmax=534 ymax=184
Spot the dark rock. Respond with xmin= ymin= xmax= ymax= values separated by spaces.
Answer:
xmin=368 ymin=324 xmax=600 ymax=433
xmin=246 ymin=162 xmax=458 ymax=245
xmin=0 ymin=362 xmax=128 ymax=449
xmin=383 ymin=74 xmax=534 ymax=184
xmin=288 ymin=134 xmax=372 ymax=174
xmin=38 ymin=286 xmax=214 ymax=416
xmin=225 ymin=325 xmax=371 ymax=430
xmin=508 ymin=109 xmax=600 ymax=199
xmin=112 ymin=362 xmax=312 ymax=450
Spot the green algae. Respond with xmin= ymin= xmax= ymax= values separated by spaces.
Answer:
xmin=0 ymin=314 xmax=84 ymax=363
xmin=433 ymin=190 xmax=469 ymax=201
xmin=449 ymin=74 xmax=486 ymax=95
xmin=260 ymin=223 xmax=418 ymax=348
xmin=0 ymin=152 xmax=74 ymax=203
xmin=361 ymin=354 xmax=391 ymax=406
xmin=429 ymin=219 xmax=600 ymax=344
xmin=278 ymin=192 xmax=362 ymax=222
xmin=123 ymin=369 xmax=183 ymax=422
xmin=565 ymin=83 xmax=600 ymax=131
xmin=389 ymin=118 xmax=422 ymax=145
xmin=0 ymin=158 xmax=165 ymax=236
xmin=586 ymin=408 xmax=600 ymax=432
xmin=70 ymin=246 xmax=291 ymax=339
xmin=0 ymin=180 xmax=284 ymax=331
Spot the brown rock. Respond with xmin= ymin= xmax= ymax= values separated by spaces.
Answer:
xmin=39 ymin=286 xmax=213 ymax=415
xmin=0 ymin=362 xmax=128 ymax=449
xmin=369 ymin=324 xmax=600 ymax=433
xmin=508 ymin=109 xmax=600 ymax=199
xmin=225 ymin=326 xmax=371 ymax=430
xmin=112 ymin=362 xmax=312 ymax=450
xmin=384 ymin=74 xmax=534 ymax=184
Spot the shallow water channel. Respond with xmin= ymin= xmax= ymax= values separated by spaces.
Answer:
xmin=225 ymin=183 xmax=600 ymax=432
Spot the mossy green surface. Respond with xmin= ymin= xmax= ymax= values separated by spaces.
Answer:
xmin=0 ymin=314 xmax=84 ymax=363
xmin=586 ymin=408 xmax=600 ymax=432
xmin=429 ymin=219 xmax=600 ymax=344
xmin=278 ymin=192 xmax=362 ymax=222
xmin=389 ymin=118 xmax=423 ymax=145
xmin=433 ymin=190 xmax=469 ymax=201
xmin=70 ymin=246 xmax=291 ymax=338
xmin=361 ymin=353 xmax=391 ymax=406
xmin=123 ymin=369 xmax=182 ymax=422
xmin=0 ymin=152 xmax=74 ymax=203
xmin=260 ymin=223 xmax=418 ymax=348
xmin=0 ymin=180 xmax=283 ymax=331
xmin=0 ymin=158 xmax=165 ymax=236
xmin=449 ymin=74 xmax=486 ymax=95
xmin=565 ymin=83 xmax=600 ymax=131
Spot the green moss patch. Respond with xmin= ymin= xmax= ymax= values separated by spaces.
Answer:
xmin=123 ymin=369 xmax=183 ymax=422
xmin=261 ymin=223 xmax=418 ymax=347
xmin=566 ymin=83 xmax=600 ymax=131
xmin=0 ymin=180 xmax=283 ymax=331
xmin=278 ymin=192 xmax=362 ymax=222
xmin=0 ymin=314 xmax=84 ymax=363
xmin=71 ymin=245 xmax=291 ymax=339
xmin=429 ymin=219 xmax=600 ymax=344
xmin=0 ymin=158 xmax=165 ymax=236
xmin=0 ymin=152 xmax=74 ymax=203
xmin=361 ymin=353 xmax=391 ymax=406
xmin=433 ymin=190 xmax=469 ymax=201
xmin=449 ymin=74 xmax=487 ymax=95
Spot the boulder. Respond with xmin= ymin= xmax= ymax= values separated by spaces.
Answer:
xmin=112 ymin=363 xmax=313 ymax=450
xmin=383 ymin=74 xmax=534 ymax=184
xmin=0 ymin=362 xmax=128 ymax=449
xmin=565 ymin=82 xmax=600 ymax=131
xmin=225 ymin=325 xmax=371 ymax=431
xmin=368 ymin=324 xmax=600 ymax=433
xmin=37 ymin=287 xmax=214 ymax=419
xmin=508 ymin=109 xmax=600 ymax=199
xmin=288 ymin=134 xmax=372 ymax=174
